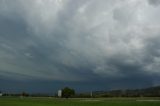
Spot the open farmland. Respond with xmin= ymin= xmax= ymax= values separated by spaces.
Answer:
xmin=0 ymin=97 xmax=160 ymax=106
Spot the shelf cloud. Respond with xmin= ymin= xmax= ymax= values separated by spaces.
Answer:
xmin=0 ymin=0 xmax=160 ymax=87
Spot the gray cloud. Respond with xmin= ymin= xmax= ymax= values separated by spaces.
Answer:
xmin=148 ymin=0 xmax=160 ymax=6
xmin=0 ymin=0 xmax=160 ymax=85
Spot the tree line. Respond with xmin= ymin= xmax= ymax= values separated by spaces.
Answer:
xmin=1 ymin=86 xmax=160 ymax=98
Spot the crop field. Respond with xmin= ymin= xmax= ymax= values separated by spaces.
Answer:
xmin=0 ymin=97 xmax=160 ymax=106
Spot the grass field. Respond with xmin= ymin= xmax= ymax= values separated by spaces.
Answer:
xmin=0 ymin=97 xmax=160 ymax=106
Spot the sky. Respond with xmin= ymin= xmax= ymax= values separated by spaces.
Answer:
xmin=0 ymin=0 xmax=160 ymax=94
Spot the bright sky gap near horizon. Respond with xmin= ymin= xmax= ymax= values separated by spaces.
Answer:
xmin=0 ymin=0 xmax=160 ymax=93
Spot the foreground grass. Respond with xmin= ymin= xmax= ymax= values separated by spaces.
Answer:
xmin=0 ymin=97 xmax=160 ymax=106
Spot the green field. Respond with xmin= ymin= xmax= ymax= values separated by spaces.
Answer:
xmin=0 ymin=97 xmax=160 ymax=106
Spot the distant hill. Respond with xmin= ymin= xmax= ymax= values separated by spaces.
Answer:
xmin=93 ymin=86 xmax=160 ymax=97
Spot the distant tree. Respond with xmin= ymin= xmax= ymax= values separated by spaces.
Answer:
xmin=21 ymin=92 xmax=29 ymax=97
xmin=62 ymin=87 xmax=75 ymax=98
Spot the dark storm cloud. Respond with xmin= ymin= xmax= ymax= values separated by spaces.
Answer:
xmin=0 ymin=0 xmax=160 ymax=87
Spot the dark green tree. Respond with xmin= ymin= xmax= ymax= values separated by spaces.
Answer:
xmin=21 ymin=92 xmax=29 ymax=97
xmin=62 ymin=87 xmax=75 ymax=98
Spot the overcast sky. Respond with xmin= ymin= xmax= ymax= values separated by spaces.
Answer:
xmin=0 ymin=0 xmax=160 ymax=93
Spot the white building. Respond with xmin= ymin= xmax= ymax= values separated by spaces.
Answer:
xmin=58 ymin=90 xmax=62 ymax=97
xmin=0 ymin=92 xmax=2 ymax=96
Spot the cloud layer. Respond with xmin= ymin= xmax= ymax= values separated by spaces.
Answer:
xmin=0 ymin=0 xmax=160 ymax=84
